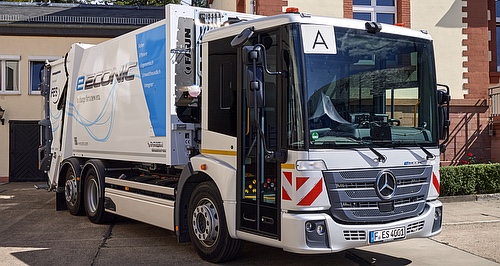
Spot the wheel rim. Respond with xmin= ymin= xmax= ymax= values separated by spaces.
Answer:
xmin=86 ymin=177 xmax=99 ymax=214
xmin=192 ymin=198 xmax=219 ymax=248
xmin=64 ymin=172 xmax=77 ymax=206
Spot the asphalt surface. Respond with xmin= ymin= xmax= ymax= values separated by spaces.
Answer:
xmin=0 ymin=182 xmax=499 ymax=266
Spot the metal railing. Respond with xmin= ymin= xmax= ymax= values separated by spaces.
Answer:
xmin=489 ymin=86 xmax=500 ymax=117
xmin=0 ymin=14 xmax=159 ymax=25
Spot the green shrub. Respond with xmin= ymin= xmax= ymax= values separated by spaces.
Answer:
xmin=440 ymin=163 xmax=500 ymax=196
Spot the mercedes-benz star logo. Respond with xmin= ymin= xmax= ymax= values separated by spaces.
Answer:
xmin=375 ymin=170 xmax=397 ymax=200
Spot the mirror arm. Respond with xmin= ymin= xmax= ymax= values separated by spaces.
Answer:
xmin=254 ymin=44 xmax=282 ymax=76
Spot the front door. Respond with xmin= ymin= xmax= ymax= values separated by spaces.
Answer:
xmin=238 ymin=30 xmax=281 ymax=237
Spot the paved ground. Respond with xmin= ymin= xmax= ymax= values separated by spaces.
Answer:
xmin=0 ymin=182 xmax=499 ymax=265
xmin=431 ymin=196 xmax=500 ymax=264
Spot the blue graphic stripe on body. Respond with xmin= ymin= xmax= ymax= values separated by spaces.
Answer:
xmin=136 ymin=25 xmax=167 ymax=136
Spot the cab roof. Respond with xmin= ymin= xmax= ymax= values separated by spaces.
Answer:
xmin=202 ymin=12 xmax=432 ymax=43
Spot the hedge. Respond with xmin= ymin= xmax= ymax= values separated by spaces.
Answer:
xmin=440 ymin=163 xmax=500 ymax=196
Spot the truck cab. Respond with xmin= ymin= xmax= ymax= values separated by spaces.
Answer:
xmin=194 ymin=10 xmax=444 ymax=254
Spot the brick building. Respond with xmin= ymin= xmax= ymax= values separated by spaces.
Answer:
xmin=251 ymin=0 xmax=498 ymax=165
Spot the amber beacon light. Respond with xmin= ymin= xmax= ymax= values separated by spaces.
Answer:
xmin=285 ymin=7 xmax=300 ymax=13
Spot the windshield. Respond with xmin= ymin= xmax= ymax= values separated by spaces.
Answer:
xmin=303 ymin=26 xmax=437 ymax=149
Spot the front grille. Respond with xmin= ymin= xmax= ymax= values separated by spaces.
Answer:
xmin=344 ymin=230 xmax=366 ymax=241
xmin=324 ymin=166 xmax=431 ymax=223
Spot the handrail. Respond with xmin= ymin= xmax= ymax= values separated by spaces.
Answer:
xmin=489 ymin=85 xmax=500 ymax=117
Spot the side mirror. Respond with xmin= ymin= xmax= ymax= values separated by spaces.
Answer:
xmin=437 ymin=84 xmax=451 ymax=148
xmin=437 ymin=89 xmax=450 ymax=105
xmin=243 ymin=45 xmax=265 ymax=108
xmin=231 ymin=27 xmax=254 ymax=48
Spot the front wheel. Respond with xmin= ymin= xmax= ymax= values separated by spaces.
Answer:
xmin=188 ymin=181 xmax=243 ymax=263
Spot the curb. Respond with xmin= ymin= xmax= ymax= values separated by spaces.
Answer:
xmin=440 ymin=193 xmax=500 ymax=203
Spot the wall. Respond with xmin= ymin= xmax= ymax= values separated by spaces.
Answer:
xmin=411 ymin=0 xmax=493 ymax=165
xmin=287 ymin=0 xmax=344 ymax=18
xmin=210 ymin=0 xmax=236 ymax=12
xmin=255 ymin=0 xmax=288 ymax=16
xmin=444 ymin=100 xmax=491 ymax=165
xmin=411 ymin=0 xmax=466 ymax=101
xmin=0 ymin=35 xmax=107 ymax=181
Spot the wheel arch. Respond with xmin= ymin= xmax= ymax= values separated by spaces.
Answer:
xmin=176 ymin=156 xmax=238 ymax=243
xmin=176 ymin=162 xmax=212 ymax=243
xmin=56 ymin=157 xmax=84 ymax=211
xmin=79 ymin=159 xmax=106 ymax=208
xmin=58 ymin=158 xmax=84 ymax=187
xmin=81 ymin=158 xmax=115 ymax=224
xmin=81 ymin=159 xmax=106 ymax=183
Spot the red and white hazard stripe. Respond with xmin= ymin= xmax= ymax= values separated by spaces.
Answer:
xmin=282 ymin=171 xmax=323 ymax=206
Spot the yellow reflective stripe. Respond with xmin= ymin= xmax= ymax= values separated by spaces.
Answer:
xmin=201 ymin=149 xmax=237 ymax=156
xmin=281 ymin=163 xmax=295 ymax=169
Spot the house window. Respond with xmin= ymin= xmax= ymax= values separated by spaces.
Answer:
xmin=28 ymin=57 xmax=60 ymax=95
xmin=29 ymin=61 xmax=45 ymax=95
xmin=0 ymin=55 xmax=20 ymax=94
xmin=353 ymin=0 xmax=396 ymax=24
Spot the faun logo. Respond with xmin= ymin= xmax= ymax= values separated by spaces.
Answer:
xmin=76 ymin=62 xmax=137 ymax=91
xmin=183 ymin=28 xmax=192 ymax=75
xmin=51 ymin=86 xmax=60 ymax=104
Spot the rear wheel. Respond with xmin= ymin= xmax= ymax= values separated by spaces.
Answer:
xmin=64 ymin=165 xmax=83 ymax=215
xmin=83 ymin=163 xmax=114 ymax=224
xmin=188 ymin=181 xmax=243 ymax=263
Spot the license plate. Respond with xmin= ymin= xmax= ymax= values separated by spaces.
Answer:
xmin=369 ymin=227 xmax=406 ymax=243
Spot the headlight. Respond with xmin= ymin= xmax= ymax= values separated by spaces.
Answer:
xmin=296 ymin=160 xmax=326 ymax=171
xmin=305 ymin=220 xmax=329 ymax=248
xmin=316 ymin=224 xmax=326 ymax=236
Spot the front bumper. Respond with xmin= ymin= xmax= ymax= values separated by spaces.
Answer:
xmin=281 ymin=200 xmax=442 ymax=254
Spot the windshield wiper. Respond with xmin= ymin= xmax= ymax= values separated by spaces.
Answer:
xmin=365 ymin=143 xmax=387 ymax=163
xmin=416 ymin=143 xmax=436 ymax=160
xmin=393 ymin=140 xmax=436 ymax=160
xmin=357 ymin=138 xmax=387 ymax=163
xmin=312 ymin=138 xmax=387 ymax=163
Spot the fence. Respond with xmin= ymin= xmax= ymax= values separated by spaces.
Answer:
xmin=490 ymin=86 xmax=500 ymax=117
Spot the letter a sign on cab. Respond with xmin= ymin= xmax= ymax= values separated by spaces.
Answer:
xmin=301 ymin=25 xmax=337 ymax=54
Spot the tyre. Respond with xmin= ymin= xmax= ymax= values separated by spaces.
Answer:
xmin=188 ymin=181 xmax=243 ymax=263
xmin=64 ymin=165 xmax=83 ymax=215
xmin=83 ymin=164 xmax=114 ymax=224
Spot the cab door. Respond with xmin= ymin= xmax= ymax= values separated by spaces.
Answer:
xmin=237 ymin=30 xmax=282 ymax=237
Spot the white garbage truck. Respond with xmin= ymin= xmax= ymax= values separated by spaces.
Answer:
xmin=39 ymin=4 xmax=449 ymax=262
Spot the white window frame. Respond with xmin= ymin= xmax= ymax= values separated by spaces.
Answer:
xmin=0 ymin=55 xmax=21 ymax=95
xmin=28 ymin=56 xmax=60 ymax=95
xmin=353 ymin=0 xmax=396 ymax=23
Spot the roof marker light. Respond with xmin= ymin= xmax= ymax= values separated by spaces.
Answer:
xmin=365 ymin=21 xmax=382 ymax=33
xmin=286 ymin=7 xmax=300 ymax=14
